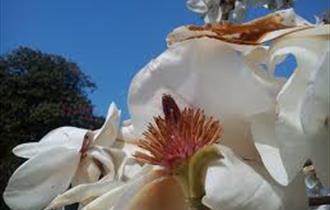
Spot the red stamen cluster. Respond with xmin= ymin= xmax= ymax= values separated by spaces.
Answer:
xmin=134 ymin=95 xmax=223 ymax=170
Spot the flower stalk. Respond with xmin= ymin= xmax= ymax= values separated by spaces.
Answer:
xmin=174 ymin=145 xmax=222 ymax=210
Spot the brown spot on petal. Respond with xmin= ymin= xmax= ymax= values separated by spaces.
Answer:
xmin=168 ymin=11 xmax=312 ymax=45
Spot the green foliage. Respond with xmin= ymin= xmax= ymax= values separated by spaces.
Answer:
xmin=0 ymin=47 xmax=105 ymax=209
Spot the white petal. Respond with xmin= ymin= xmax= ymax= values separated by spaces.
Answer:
xmin=128 ymin=38 xmax=281 ymax=159
xmin=117 ymin=157 xmax=143 ymax=181
xmin=93 ymin=103 xmax=121 ymax=147
xmin=3 ymin=147 xmax=80 ymax=210
xmin=13 ymin=127 xmax=87 ymax=159
xmin=203 ymin=145 xmax=308 ymax=210
xmin=81 ymin=183 xmax=128 ymax=210
xmin=45 ymin=180 xmax=122 ymax=210
xmin=253 ymin=27 xmax=330 ymax=187
xmin=82 ymin=165 xmax=153 ymax=210
xmin=87 ymin=146 xmax=116 ymax=180
xmin=252 ymin=109 xmax=330 ymax=189
xmin=118 ymin=120 xmax=137 ymax=142
xmin=251 ymin=112 xmax=295 ymax=186
xmin=71 ymin=157 xmax=101 ymax=186
xmin=111 ymin=167 xmax=161 ymax=210
xmin=203 ymin=146 xmax=282 ymax=210
xmin=271 ymin=31 xmax=329 ymax=132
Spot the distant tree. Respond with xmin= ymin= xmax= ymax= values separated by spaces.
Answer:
xmin=0 ymin=47 xmax=104 ymax=209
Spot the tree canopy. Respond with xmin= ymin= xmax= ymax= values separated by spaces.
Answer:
xmin=0 ymin=47 xmax=104 ymax=209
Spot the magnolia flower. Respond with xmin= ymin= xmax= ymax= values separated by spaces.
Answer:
xmin=23 ymin=9 xmax=326 ymax=210
xmin=120 ymin=95 xmax=307 ymax=210
xmin=250 ymin=24 xmax=330 ymax=188
xmin=110 ymin=10 xmax=317 ymax=210
xmin=46 ymin=95 xmax=306 ymax=210
xmin=3 ymin=103 xmax=122 ymax=210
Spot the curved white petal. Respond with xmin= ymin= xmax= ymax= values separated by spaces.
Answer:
xmin=71 ymin=157 xmax=101 ymax=186
xmin=87 ymin=147 xmax=115 ymax=180
xmin=128 ymin=38 xmax=281 ymax=159
xmin=4 ymin=147 xmax=80 ymax=210
xmin=81 ymin=183 xmax=128 ymax=210
xmin=271 ymin=31 xmax=329 ymax=132
xmin=251 ymin=112 xmax=294 ymax=186
xmin=252 ymin=27 xmax=330 ymax=187
xmin=119 ymin=120 xmax=137 ymax=142
xmin=117 ymin=157 xmax=143 ymax=181
xmin=203 ymin=145 xmax=308 ymax=210
xmin=252 ymin=110 xmax=330 ymax=188
xmin=111 ymin=167 xmax=161 ymax=210
xmin=45 ymin=181 xmax=122 ymax=210
xmin=93 ymin=103 xmax=121 ymax=147
xmin=105 ymin=148 xmax=126 ymax=171
xmin=13 ymin=127 xmax=87 ymax=159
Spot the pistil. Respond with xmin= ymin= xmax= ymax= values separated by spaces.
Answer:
xmin=134 ymin=94 xmax=224 ymax=210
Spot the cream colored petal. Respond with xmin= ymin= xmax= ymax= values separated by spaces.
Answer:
xmin=124 ymin=176 xmax=187 ymax=210
xmin=251 ymin=112 xmax=295 ymax=186
xmin=81 ymin=183 xmax=128 ymax=210
xmin=252 ymin=110 xmax=329 ymax=189
xmin=3 ymin=147 xmax=80 ymax=210
xmin=117 ymin=157 xmax=143 ymax=181
xmin=93 ymin=103 xmax=121 ymax=147
xmin=203 ymin=145 xmax=282 ymax=210
xmin=45 ymin=180 xmax=122 ymax=210
xmin=13 ymin=127 xmax=87 ymax=159
xmin=81 ymin=165 xmax=155 ymax=210
xmin=271 ymin=33 xmax=329 ymax=132
xmin=118 ymin=120 xmax=137 ymax=142
xmin=71 ymin=157 xmax=101 ymax=187
xmin=87 ymin=146 xmax=115 ymax=180
xmin=203 ymin=145 xmax=308 ymax=210
xmin=111 ymin=168 xmax=163 ymax=210
xmin=105 ymin=148 xmax=126 ymax=171
xmin=252 ymin=28 xmax=330 ymax=187
xmin=128 ymin=38 xmax=281 ymax=159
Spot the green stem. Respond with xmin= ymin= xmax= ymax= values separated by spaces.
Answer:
xmin=174 ymin=145 xmax=222 ymax=210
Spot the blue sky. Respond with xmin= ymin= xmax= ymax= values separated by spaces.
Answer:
xmin=1 ymin=0 xmax=329 ymax=119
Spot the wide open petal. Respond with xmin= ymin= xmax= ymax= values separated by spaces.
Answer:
xmin=3 ymin=147 xmax=80 ymax=210
xmin=13 ymin=127 xmax=87 ymax=159
xmin=203 ymin=145 xmax=307 ymax=210
xmin=93 ymin=103 xmax=121 ymax=147
xmin=252 ymin=26 xmax=329 ymax=187
xmin=128 ymin=37 xmax=282 ymax=160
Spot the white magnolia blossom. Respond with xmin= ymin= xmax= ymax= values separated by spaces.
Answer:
xmin=111 ymin=10 xmax=323 ymax=210
xmin=3 ymin=103 xmax=123 ymax=210
xmin=251 ymin=25 xmax=330 ymax=188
